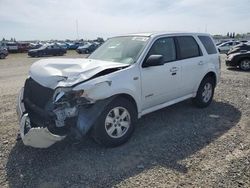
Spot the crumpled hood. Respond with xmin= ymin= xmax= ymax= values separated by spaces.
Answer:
xmin=30 ymin=58 xmax=128 ymax=89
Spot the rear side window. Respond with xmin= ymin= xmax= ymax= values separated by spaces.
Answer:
xmin=176 ymin=36 xmax=201 ymax=59
xmin=198 ymin=36 xmax=217 ymax=54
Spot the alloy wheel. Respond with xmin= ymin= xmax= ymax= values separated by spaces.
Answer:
xmin=104 ymin=107 xmax=131 ymax=139
xmin=202 ymin=83 xmax=212 ymax=103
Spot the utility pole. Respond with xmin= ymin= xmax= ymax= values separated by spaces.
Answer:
xmin=76 ymin=19 xmax=79 ymax=40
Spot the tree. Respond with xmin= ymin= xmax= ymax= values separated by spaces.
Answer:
xmin=236 ymin=33 xmax=241 ymax=38
xmin=227 ymin=32 xmax=229 ymax=37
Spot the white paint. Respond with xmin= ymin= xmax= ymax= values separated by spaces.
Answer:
xmin=19 ymin=32 xmax=221 ymax=148
xmin=20 ymin=114 xmax=66 ymax=148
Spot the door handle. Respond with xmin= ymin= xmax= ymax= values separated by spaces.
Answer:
xmin=170 ymin=67 xmax=179 ymax=72
xmin=198 ymin=61 xmax=205 ymax=65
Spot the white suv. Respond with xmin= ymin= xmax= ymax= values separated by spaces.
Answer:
xmin=17 ymin=32 xmax=220 ymax=148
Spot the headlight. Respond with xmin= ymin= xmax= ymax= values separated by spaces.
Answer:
xmin=53 ymin=87 xmax=84 ymax=103
xmin=227 ymin=54 xmax=234 ymax=60
xmin=53 ymin=87 xmax=71 ymax=103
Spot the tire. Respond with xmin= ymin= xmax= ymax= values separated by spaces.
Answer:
xmin=192 ymin=77 xmax=215 ymax=108
xmin=0 ymin=53 xmax=6 ymax=59
xmin=91 ymin=97 xmax=137 ymax=147
xmin=239 ymin=59 xmax=250 ymax=71
xmin=85 ymin=49 xmax=89 ymax=54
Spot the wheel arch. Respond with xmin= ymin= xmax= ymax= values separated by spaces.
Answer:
xmin=113 ymin=93 xmax=138 ymax=116
xmin=203 ymin=71 xmax=217 ymax=86
xmin=194 ymin=71 xmax=217 ymax=96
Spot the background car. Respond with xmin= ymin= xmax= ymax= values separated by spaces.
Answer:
xmin=227 ymin=42 xmax=250 ymax=55
xmin=56 ymin=42 xmax=68 ymax=49
xmin=28 ymin=42 xmax=43 ymax=50
xmin=28 ymin=44 xmax=67 ymax=57
xmin=217 ymin=41 xmax=240 ymax=53
xmin=6 ymin=42 xmax=19 ymax=53
xmin=226 ymin=51 xmax=250 ymax=71
xmin=66 ymin=42 xmax=84 ymax=50
xmin=76 ymin=43 xmax=98 ymax=54
xmin=0 ymin=47 xmax=8 ymax=59
xmin=17 ymin=42 xmax=30 ymax=53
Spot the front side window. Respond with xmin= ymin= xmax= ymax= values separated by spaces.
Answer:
xmin=176 ymin=36 xmax=201 ymax=59
xmin=198 ymin=36 xmax=217 ymax=54
xmin=89 ymin=36 xmax=149 ymax=64
xmin=146 ymin=37 xmax=176 ymax=63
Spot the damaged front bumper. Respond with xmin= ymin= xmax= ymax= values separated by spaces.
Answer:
xmin=17 ymin=88 xmax=66 ymax=148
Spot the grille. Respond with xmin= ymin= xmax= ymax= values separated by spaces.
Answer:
xmin=23 ymin=78 xmax=54 ymax=109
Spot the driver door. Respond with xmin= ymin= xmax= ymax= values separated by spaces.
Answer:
xmin=140 ymin=37 xmax=181 ymax=110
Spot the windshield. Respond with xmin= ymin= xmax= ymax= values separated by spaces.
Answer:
xmin=38 ymin=45 xmax=47 ymax=50
xmin=88 ymin=36 xmax=149 ymax=64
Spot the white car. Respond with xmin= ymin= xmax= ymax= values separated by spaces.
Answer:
xmin=17 ymin=32 xmax=220 ymax=148
xmin=217 ymin=41 xmax=240 ymax=53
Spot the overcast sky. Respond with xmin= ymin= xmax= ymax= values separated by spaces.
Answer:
xmin=0 ymin=0 xmax=250 ymax=40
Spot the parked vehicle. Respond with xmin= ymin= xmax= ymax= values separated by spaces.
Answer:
xmin=28 ymin=44 xmax=67 ymax=57
xmin=216 ymin=42 xmax=223 ymax=46
xmin=227 ymin=42 xmax=250 ymax=55
xmin=217 ymin=41 xmax=240 ymax=53
xmin=18 ymin=42 xmax=30 ymax=53
xmin=0 ymin=47 xmax=8 ymax=59
xmin=240 ymin=40 xmax=249 ymax=43
xmin=226 ymin=52 xmax=250 ymax=71
xmin=56 ymin=42 xmax=68 ymax=49
xmin=28 ymin=42 xmax=43 ymax=50
xmin=17 ymin=32 xmax=220 ymax=148
xmin=67 ymin=42 xmax=84 ymax=50
xmin=6 ymin=42 xmax=19 ymax=53
xmin=76 ymin=43 xmax=98 ymax=54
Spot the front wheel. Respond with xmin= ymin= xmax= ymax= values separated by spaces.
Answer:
xmin=0 ymin=53 xmax=6 ymax=59
xmin=192 ymin=77 xmax=215 ymax=108
xmin=239 ymin=59 xmax=250 ymax=71
xmin=91 ymin=97 xmax=137 ymax=147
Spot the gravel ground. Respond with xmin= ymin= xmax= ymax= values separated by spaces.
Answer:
xmin=0 ymin=52 xmax=249 ymax=188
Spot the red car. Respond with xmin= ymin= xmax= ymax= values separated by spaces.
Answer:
xmin=18 ymin=42 xmax=30 ymax=53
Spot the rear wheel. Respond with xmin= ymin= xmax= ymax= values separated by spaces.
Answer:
xmin=239 ymin=59 xmax=250 ymax=71
xmin=192 ymin=77 xmax=215 ymax=108
xmin=92 ymin=97 xmax=137 ymax=147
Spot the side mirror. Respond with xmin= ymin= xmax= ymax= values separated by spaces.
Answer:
xmin=143 ymin=55 xmax=164 ymax=68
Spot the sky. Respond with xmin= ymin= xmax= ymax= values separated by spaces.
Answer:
xmin=0 ymin=0 xmax=250 ymax=40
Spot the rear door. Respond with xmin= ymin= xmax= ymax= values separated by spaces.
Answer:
xmin=175 ymin=36 xmax=205 ymax=95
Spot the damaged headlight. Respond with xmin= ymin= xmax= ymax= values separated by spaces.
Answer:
xmin=53 ymin=87 xmax=86 ymax=104
xmin=53 ymin=87 xmax=72 ymax=103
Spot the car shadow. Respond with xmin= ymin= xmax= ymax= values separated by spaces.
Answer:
xmin=6 ymin=100 xmax=241 ymax=188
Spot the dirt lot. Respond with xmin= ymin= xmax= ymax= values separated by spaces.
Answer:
xmin=0 ymin=51 xmax=249 ymax=188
